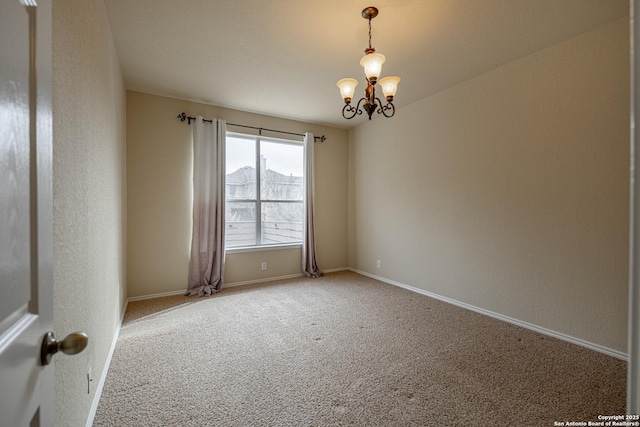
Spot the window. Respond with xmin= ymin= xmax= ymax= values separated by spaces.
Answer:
xmin=225 ymin=133 xmax=304 ymax=248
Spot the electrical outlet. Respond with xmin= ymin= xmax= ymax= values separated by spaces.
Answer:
xmin=87 ymin=367 xmax=93 ymax=394
xmin=376 ymin=260 xmax=381 ymax=268
xmin=261 ymin=262 xmax=267 ymax=271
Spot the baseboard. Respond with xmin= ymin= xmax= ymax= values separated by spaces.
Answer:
xmin=349 ymin=268 xmax=628 ymax=361
xmin=85 ymin=298 xmax=129 ymax=427
xmin=126 ymin=275 xmax=306 ymax=301
xmin=323 ymin=267 xmax=349 ymax=274
xmin=128 ymin=289 xmax=185 ymax=302
xmin=224 ymin=273 xmax=305 ymax=288
xmin=128 ymin=268 xmax=350 ymax=301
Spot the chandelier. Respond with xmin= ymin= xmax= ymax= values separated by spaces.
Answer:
xmin=337 ymin=6 xmax=401 ymax=120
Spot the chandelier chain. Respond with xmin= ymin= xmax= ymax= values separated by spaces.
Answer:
xmin=368 ymin=17 xmax=372 ymax=50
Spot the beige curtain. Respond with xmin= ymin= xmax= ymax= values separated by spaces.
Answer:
xmin=302 ymin=132 xmax=323 ymax=278
xmin=186 ymin=116 xmax=226 ymax=296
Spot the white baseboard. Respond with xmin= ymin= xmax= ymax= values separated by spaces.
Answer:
xmin=224 ymin=273 xmax=305 ymax=288
xmin=128 ymin=268 xmax=350 ymax=302
xmin=85 ymin=298 xmax=129 ymax=427
xmin=349 ymin=268 xmax=628 ymax=361
xmin=224 ymin=268 xmax=348 ymax=287
xmin=127 ymin=289 xmax=185 ymax=302
xmin=323 ymin=267 xmax=349 ymax=274
xmin=126 ymin=275 xmax=305 ymax=302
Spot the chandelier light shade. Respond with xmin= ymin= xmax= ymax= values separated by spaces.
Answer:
xmin=336 ymin=78 xmax=359 ymax=103
xmin=359 ymin=52 xmax=386 ymax=82
xmin=378 ymin=75 xmax=401 ymax=99
xmin=337 ymin=6 xmax=401 ymax=120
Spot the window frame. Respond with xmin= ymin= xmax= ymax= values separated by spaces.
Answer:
xmin=225 ymin=131 xmax=305 ymax=251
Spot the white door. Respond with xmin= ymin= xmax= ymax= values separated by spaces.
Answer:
xmin=0 ymin=1 xmax=55 ymax=425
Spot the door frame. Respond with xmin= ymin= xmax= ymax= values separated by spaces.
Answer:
xmin=629 ymin=0 xmax=640 ymax=415
xmin=33 ymin=0 xmax=55 ymax=421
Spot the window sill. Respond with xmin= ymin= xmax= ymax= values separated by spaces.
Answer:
xmin=225 ymin=242 xmax=302 ymax=254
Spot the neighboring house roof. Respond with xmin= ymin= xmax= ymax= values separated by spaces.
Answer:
xmin=226 ymin=167 xmax=302 ymax=185
xmin=226 ymin=166 xmax=255 ymax=184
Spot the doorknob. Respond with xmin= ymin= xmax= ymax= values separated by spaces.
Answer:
xmin=40 ymin=331 xmax=88 ymax=366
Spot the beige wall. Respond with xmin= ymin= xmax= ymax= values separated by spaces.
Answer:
xmin=126 ymin=91 xmax=348 ymax=297
xmin=52 ymin=1 xmax=127 ymax=426
xmin=349 ymin=18 xmax=630 ymax=353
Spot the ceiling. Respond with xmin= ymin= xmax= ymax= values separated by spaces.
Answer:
xmin=103 ymin=0 xmax=628 ymax=129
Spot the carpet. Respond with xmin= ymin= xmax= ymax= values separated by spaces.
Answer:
xmin=93 ymin=271 xmax=626 ymax=426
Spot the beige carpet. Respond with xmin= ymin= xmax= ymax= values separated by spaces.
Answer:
xmin=93 ymin=271 xmax=626 ymax=426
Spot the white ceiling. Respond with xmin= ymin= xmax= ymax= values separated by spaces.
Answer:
xmin=103 ymin=0 xmax=628 ymax=129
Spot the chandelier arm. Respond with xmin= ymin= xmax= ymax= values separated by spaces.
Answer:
xmin=374 ymin=97 xmax=383 ymax=114
xmin=342 ymin=98 xmax=366 ymax=120
xmin=376 ymin=97 xmax=396 ymax=118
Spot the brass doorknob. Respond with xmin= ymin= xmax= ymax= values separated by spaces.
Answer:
xmin=40 ymin=331 xmax=88 ymax=366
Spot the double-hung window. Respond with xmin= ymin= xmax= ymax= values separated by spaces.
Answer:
xmin=225 ymin=133 xmax=304 ymax=249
